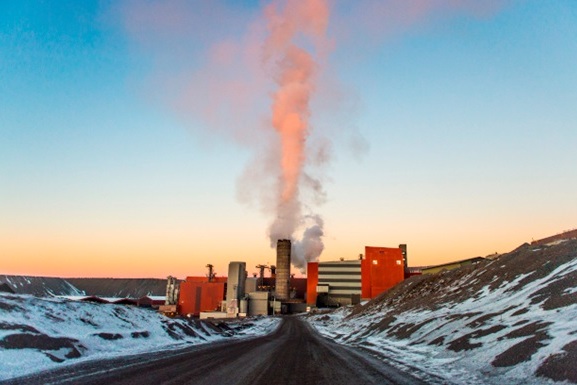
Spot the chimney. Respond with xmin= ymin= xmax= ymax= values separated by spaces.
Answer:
xmin=399 ymin=244 xmax=408 ymax=268
xmin=275 ymin=239 xmax=291 ymax=300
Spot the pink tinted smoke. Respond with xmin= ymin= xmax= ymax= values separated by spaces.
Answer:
xmin=334 ymin=0 xmax=510 ymax=44
xmin=265 ymin=0 xmax=330 ymax=247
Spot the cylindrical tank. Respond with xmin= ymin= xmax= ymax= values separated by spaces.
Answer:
xmin=165 ymin=276 xmax=179 ymax=305
xmin=240 ymin=298 xmax=248 ymax=314
xmin=275 ymin=239 xmax=291 ymax=300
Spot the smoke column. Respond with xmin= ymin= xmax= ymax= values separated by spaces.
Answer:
xmin=118 ymin=0 xmax=507 ymax=272
xmin=263 ymin=0 xmax=329 ymax=270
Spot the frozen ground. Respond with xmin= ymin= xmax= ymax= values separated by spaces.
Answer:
xmin=306 ymin=239 xmax=577 ymax=385
xmin=0 ymin=294 xmax=280 ymax=381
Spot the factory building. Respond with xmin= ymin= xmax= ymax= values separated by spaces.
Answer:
xmin=178 ymin=276 xmax=226 ymax=317
xmin=363 ymin=246 xmax=405 ymax=298
xmin=307 ymin=245 xmax=406 ymax=306
xmin=179 ymin=280 xmax=225 ymax=316
xmin=164 ymin=241 xmax=407 ymax=317
xmin=306 ymin=260 xmax=362 ymax=306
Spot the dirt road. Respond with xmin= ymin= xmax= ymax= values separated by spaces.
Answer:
xmin=4 ymin=317 xmax=440 ymax=385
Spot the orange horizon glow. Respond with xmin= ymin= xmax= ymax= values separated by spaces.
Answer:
xmin=2 ymin=223 xmax=551 ymax=279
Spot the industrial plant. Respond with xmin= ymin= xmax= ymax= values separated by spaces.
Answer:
xmin=158 ymin=240 xmax=410 ymax=319
xmin=1 ymin=237 xmax=497 ymax=319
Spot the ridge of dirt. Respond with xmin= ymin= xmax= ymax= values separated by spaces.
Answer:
xmin=0 ymin=276 xmax=169 ymax=298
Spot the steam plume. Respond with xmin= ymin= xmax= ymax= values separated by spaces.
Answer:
xmin=263 ymin=0 xmax=329 ymax=269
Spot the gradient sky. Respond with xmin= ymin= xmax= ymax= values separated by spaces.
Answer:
xmin=1 ymin=0 xmax=576 ymax=279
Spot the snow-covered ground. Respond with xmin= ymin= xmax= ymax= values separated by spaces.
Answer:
xmin=0 ymin=293 xmax=280 ymax=381
xmin=307 ymin=306 xmax=479 ymax=384
xmin=306 ymin=240 xmax=577 ymax=385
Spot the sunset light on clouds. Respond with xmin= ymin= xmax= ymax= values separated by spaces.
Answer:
xmin=1 ymin=0 xmax=576 ymax=279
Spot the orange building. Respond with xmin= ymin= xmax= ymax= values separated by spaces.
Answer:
xmin=178 ymin=277 xmax=226 ymax=316
xmin=361 ymin=246 xmax=405 ymax=298
xmin=306 ymin=263 xmax=319 ymax=305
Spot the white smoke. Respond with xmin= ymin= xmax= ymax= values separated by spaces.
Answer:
xmin=291 ymin=215 xmax=325 ymax=271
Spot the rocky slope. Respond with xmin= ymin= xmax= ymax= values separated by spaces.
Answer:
xmin=307 ymin=238 xmax=577 ymax=385
xmin=66 ymin=278 xmax=167 ymax=297
xmin=0 ymin=276 xmax=85 ymax=297
xmin=0 ymin=276 xmax=168 ymax=298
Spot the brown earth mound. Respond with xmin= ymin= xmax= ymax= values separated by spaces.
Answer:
xmin=339 ymin=238 xmax=577 ymax=383
xmin=0 ymin=332 xmax=84 ymax=362
xmin=536 ymin=340 xmax=577 ymax=383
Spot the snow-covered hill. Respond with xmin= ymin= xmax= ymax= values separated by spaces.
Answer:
xmin=307 ymin=239 xmax=577 ymax=385
xmin=0 ymin=294 xmax=279 ymax=381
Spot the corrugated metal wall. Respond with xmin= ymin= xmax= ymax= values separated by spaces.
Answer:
xmin=318 ymin=260 xmax=362 ymax=296
xmin=179 ymin=281 xmax=225 ymax=316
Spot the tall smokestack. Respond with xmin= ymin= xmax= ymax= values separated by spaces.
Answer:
xmin=275 ymin=239 xmax=291 ymax=300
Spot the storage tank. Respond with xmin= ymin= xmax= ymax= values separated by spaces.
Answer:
xmin=275 ymin=239 xmax=291 ymax=300
xmin=240 ymin=298 xmax=248 ymax=314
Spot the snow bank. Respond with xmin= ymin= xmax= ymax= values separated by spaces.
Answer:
xmin=0 ymin=294 xmax=280 ymax=381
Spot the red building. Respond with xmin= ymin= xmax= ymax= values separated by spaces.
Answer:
xmin=361 ymin=246 xmax=405 ymax=298
xmin=306 ymin=263 xmax=319 ymax=305
xmin=307 ymin=245 xmax=405 ymax=306
xmin=178 ymin=277 xmax=226 ymax=316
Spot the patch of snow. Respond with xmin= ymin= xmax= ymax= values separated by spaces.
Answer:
xmin=564 ymin=287 xmax=577 ymax=295
xmin=545 ymin=239 xmax=568 ymax=247
xmin=146 ymin=296 xmax=166 ymax=301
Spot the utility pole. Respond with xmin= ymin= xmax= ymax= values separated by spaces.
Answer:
xmin=206 ymin=264 xmax=216 ymax=282
xmin=256 ymin=264 xmax=269 ymax=289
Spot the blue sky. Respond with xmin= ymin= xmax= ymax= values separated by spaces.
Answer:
xmin=1 ymin=0 xmax=576 ymax=278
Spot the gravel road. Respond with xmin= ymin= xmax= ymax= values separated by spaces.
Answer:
xmin=3 ymin=317 xmax=439 ymax=385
